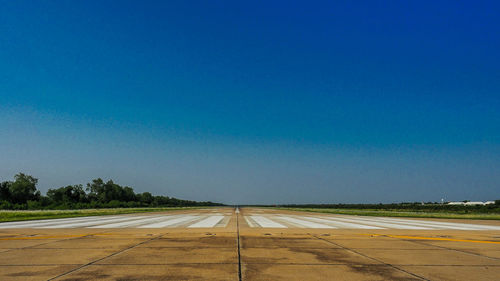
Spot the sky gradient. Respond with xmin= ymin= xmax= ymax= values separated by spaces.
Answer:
xmin=1 ymin=1 xmax=499 ymax=204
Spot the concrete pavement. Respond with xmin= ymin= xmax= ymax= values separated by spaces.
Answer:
xmin=0 ymin=207 xmax=499 ymax=280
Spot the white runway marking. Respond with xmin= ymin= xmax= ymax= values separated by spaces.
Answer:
xmin=40 ymin=216 xmax=150 ymax=228
xmin=360 ymin=217 xmax=471 ymax=230
xmin=0 ymin=216 xmax=121 ymax=228
xmin=244 ymin=214 xmax=500 ymax=230
xmin=367 ymin=217 xmax=500 ymax=230
xmin=0 ymin=214 xmax=221 ymax=229
xmin=328 ymin=216 xmax=434 ymax=230
xmin=304 ymin=216 xmax=383 ymax=229
xmin=89 ymin=215 xmax=168 ymax=228
xmin=1 ymin=212 xmax=498 ymax=230
xmin=188 ymin=215 xmax=224 ymax=228
xmin=250 ymin=215 xmax=286 ymax=228
xmin=138 ymin=215 xmax=198 ymax=228
xmin=277 ymin=216 xmax=335 ymax=228
xmin=244 ymin=216 xmax=257 ymax=227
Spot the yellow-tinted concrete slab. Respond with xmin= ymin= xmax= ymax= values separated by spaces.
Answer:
xmin=416 ymin=240 xmax=500 ymax=259
xmin=54 ymin=264 xmax=238 ymax=281
xmin=96 ymin=247 xmax=237 ymax=264
xmin=400 ymin=265 xmax=500 ymax=281
xmin=242 ymin=247 xmax=380 ymax=265
xmin=140 ymin=237 xmax=236 ymax=248
xmin=241 ymin=236 xmax=340 ymax=248
xmin=355 ymin=248 xmax=500 ymax=265
xmin=0 ymin=239 xmax=55 ymax=249
xmin=31 ymin=237 xmax=148 ymax=249
xmin=328 ymin=238 xmax=438 ymax=249
xmin=84 ymin=230 xmax=165 ymax=238
xmin=418 ymin=240 xmax=500 ymax=250
xmin=0 ymin=265 xmax=76 ymax=281
xmin=0 ymin=248 xmax=116 ymax=265
xmin=462 ymin=250 xmax=500 ymax=259
xmin=0 ymin=229 xmax=110 ymax=237
xmin=0 ymin=232 xmax=29 ymax=237
xmin=243 ymin=264 xmax=422 ymax=281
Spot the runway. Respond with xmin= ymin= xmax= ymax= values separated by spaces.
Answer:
xmin=244 ymin=214 xmax=500 ymax=230
xmin=1 ymin=210 xmax=499 ymax=230
xmin=0 ymin=207 xmax=499 ymax=280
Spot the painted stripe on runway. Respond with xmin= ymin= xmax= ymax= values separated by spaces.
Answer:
xmin=0 ymin=216 xmax=99 ymax=226
xmin=242 ymin=214 xmax=500 ymax=230
xmin=0 ymin=216 xmax=123 ymax=228
xmin=391 ymin=219 xmax=500 ymax=230
xmin=40 ymin=216 xmax=150 ymax=228
xmin=216 ymin=216 xmax=231 ymax=227
xmin=277 ymin=216 xmax=335 ymax=228
xmin=360 ymin=217 xmax=478 ymax=230
xmin=138 ymin=215 xmax=198 ymax=228
xmin=305 ymin=216 xmax=383 ymax=229
xmin=245 ymin=214 xmax=436 ymax=229
xmin=331 ymin=215 xmax=500 ymax=230
xmin=3 ymin=212 xmax=497 ymax=230
xmin=325 ymin=217 xmax=434 ymax=229
xmin=250 ymin=216 xmax=286 ymax=228
xmin=244 ymin=216 xmax=257 ymax=227
xmin=3 ymin=216 xmax=125 ymax=228
xmin=188 ymin=215 xmax=224 ymax=228
xmin=89 ymin=215 xmax=170 ymax=228
xmin=368 ymin=217 xmax=500 ymax=230
xmin=0 ymin=214 xmax=228 ymax=229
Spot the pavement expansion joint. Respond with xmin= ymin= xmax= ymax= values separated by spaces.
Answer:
xmin=0 ymin=230 xmax=111 ymax=255
xmin=236 ymin=210 xmax=243 ymax=281
xmin=46 ymin=231 xmax=170 ymax=280
xmin=311 ymin=234 xmax=431 ymax=281
xmin=89 ymin=262 xmax=240 ymax=265
xmin=397 ymin=237 xmax=500 ymax=261
xmin=0 ymin=263 xmax=82 ymax=267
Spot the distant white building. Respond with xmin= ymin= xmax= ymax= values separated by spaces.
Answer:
xmin=447 ymin=201 xmax=495 ymax=206
xmin=447 ymin=202 xmax=465 ymax=205
xmin=465 ymin=201 xmax=486 ymax=206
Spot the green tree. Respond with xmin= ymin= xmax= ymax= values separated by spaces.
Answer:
xmin=138 ymin=192 xmax=153 ymax=205
xmin=0 ymin=181 xmax=11 ymax=201
xmin=8 ymin=173 xmax=40 ymax=204
xmin=47 ymin=184 xmax=87 ymax=204
xmin=86 ymin=179 xmax=137 ymax=203
xmin=86 ymin=178 xmax=105 ymax=202
xmin=123 ymin=186 xmax=136 ymax=202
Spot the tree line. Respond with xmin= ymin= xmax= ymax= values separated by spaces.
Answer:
xmin=0 ymin=173 xmax=222 ymax=210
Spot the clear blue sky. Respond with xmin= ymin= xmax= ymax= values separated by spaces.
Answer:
xmin=1 ymin=1 xmax=499 ymax=204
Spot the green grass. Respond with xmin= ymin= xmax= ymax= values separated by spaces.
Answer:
xmin=276 ymin=208 xmax=500 ymax=220
xmin=0 ymin=207 xmax=211 ymax=223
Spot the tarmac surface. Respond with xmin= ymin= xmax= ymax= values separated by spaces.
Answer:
xmin=0 ymin=207 xmax=499 ymax=280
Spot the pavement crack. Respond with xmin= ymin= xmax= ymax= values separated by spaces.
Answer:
xmin=47 ymin=232 xmax=168 ymax=280
xmin=0 ymin=231 xmax=109 ymax=254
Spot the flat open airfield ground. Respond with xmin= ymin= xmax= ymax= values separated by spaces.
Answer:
xmin=0 ymin=208 xmax=499 ymax=280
